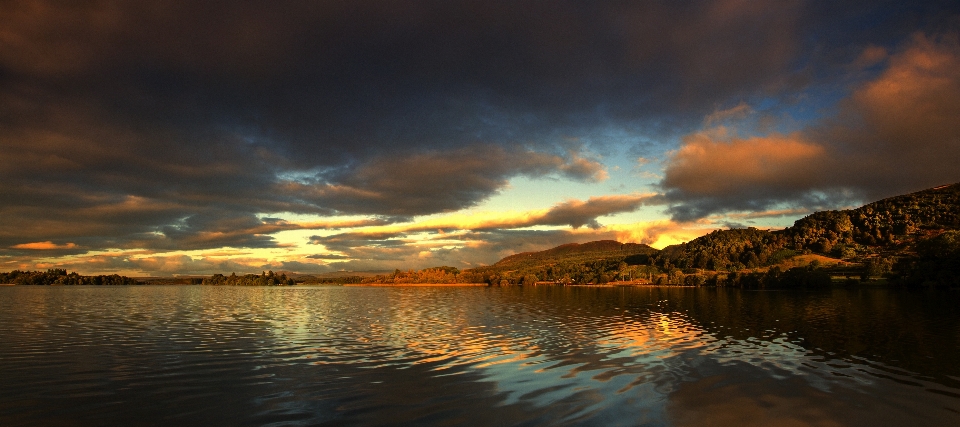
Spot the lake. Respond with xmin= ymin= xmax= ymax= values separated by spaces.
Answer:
xmin=1 ymin=285 xmax=959 ymax=426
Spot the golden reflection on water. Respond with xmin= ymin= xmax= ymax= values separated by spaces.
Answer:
xmin=251 ymin=286 xmax=960 ymax=425
xmin=2 ymin=285 xmax=959 ymax=426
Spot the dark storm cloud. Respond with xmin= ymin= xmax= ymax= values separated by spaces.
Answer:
xmin=2 ymin=0 xmax=959 ymax=253
xmin=279 ymin=145 xmax=606 ymax=216
xmin=309 ymin=232 xmax=408 ymax=252
xmin=661 ymin=34 xmax=960 ymax=221
xmin=537 ymin=195 xmax=662 ymax=229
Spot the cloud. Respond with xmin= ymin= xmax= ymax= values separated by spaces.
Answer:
xmin=296 ymin=193 xmax=662 ymax=270
xmin=721 ymin=207 xmax=817 ymax=220
xmin=829 ymin=33 xmax=960 ymax=196
xmin=558 ymin=152 xmax=609 ymax=182
xmin=132 ymin=215 xmax=405 ymax=251
xmin=665 ymin=132 xmax=825 ymax=196
xmin=538 ymin=195 xmax=660 ymax=229
xmin=632 ymin=157 xmax=662 ymax=180
xmin=2 ymin=2 xmax=959 ymax=273
xmin=851 ymin=45 xmax=889 ymax=70
xmin=280 ymin=145 xmax=608 ymax=216
xmin=300 ymin=197 xmax=701 ymax=271
xmin=304 ymin=254 xmax=351 ymax=260
xmin=306 ymin=217 xmax=714 ymax=272
xmin=11 ymin=241 xmax=78 ymax=250
xmin=309 ymin=232 xmax=408 ymax=252
xmin=704 ymin=102 xmax=753 ymax=126
xmin=661 ymin=34 xmax=960 ymax=220
xmin=607 ymin=221 xmax=716 ymax=249
xmin=661 ymin=131 xmax=830 ymax=220
xmin=311 ymin=229 xmax=618 ymax=272
xmin=305 ymin=194 xmax=660 ymax=240
xmin=453 ymin=193 xmax=659 ymax=230
xmin=296 ymin=218 xmax=398 ymax=230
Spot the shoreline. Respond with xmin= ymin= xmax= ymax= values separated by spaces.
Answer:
xmin=342 ymin=283 xmax=488 ymax=287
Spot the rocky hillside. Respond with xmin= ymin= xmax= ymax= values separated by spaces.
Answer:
xmin=654 ymin=183 xmax=960 ymax=286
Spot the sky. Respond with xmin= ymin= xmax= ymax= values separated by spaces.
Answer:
xmin=2 ymin=1 xmax=959 ymax=276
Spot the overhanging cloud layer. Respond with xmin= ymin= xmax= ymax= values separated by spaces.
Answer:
xmin=2 ymin=1 xmax=959 ymax=274
xmin=661 ymin=34 xmax=960 ymax=220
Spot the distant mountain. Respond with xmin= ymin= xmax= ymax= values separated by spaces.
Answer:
xmin=466 ymin=240 xmax=658 ymax=285
xmin=495 ymin=240 xmax=656 ymax=266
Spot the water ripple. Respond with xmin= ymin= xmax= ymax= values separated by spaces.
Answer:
xmin=1 ymin=286 xmax=959 ymax=426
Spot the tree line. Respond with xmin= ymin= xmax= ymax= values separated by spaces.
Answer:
xmin=201 ymin=270 xmax=296 ymax=286
xmin=0 ymin=269 xmax=142 ymax=286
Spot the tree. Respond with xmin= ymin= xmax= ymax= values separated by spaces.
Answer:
xmin=900 ymin=231 xmax=960 ymax=287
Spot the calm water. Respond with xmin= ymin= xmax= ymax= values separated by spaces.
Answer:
xmin=1 ymin=286 xmax=959 ymax=426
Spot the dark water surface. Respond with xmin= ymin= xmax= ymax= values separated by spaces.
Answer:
xmin=1 ymin=286 xmax=959 ymax=426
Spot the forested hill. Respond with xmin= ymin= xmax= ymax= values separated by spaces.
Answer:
xmin=785 ymin=182 xmax=960 ymax=249
xmin=435 ymin=183 xmax=959 ymax=286
xmin=460 ymin=240 xmax=657 ymax=285
xmin=655 ymin=182 xmax=960 ymax=285
xmin=495 ymin=240 xmax=656 ymax=266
